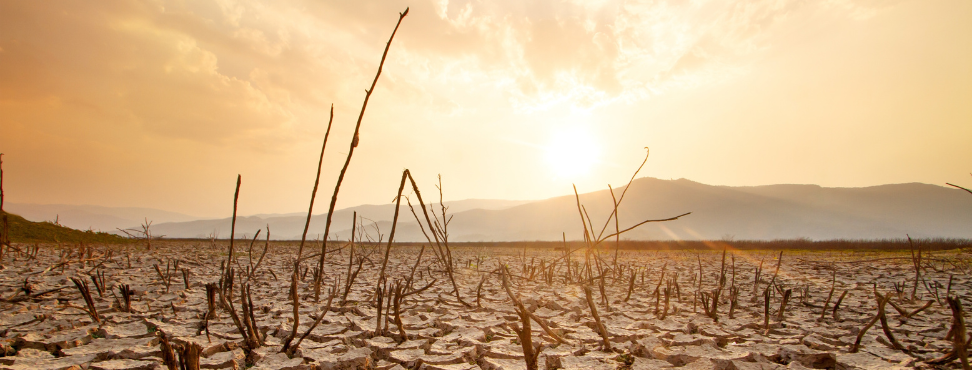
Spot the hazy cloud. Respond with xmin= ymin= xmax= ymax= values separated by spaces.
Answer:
xmin=2 ymin=0 xmax=966 ymax=218
xmin=1 ymin=0 xmax=896 ymax=143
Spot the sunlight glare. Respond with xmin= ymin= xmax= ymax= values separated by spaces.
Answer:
xmin=544 ymin=127 xmax=600 ymax=180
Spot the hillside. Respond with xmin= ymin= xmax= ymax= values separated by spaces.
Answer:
xmin=428 ymin=179 xmax=972 ymax=241
xmin=0 ymin=211 xmax=129 ymax=244
xmin=4 ymin=203 xmax=201 ymax=232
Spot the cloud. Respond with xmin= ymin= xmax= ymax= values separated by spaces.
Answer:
xmin=0 ymin=1 xmax=299 ymax=147
xmin=1 ymin=0 xmax=886 ymax=145
xmin=0 ymin=0 xmax=965 ymax=219
xmin=824 ymin=0 xmax=909 ymax=20
xmin=393 ymin=0 xmax=822 ymax=110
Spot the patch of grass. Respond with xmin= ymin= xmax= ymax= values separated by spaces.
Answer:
xmin=615 ymin=353 xmax=635 ymax=366
xmin=1 ymin=211 xmax=130 ymax=244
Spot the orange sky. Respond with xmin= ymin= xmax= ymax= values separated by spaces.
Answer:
xmin=1 ymin=0 xmax=970 ymax=218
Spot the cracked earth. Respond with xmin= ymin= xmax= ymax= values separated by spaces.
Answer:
xmin=0 ymin=242 xmax=969 ymax=370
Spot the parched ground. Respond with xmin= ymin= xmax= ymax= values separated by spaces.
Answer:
xmin=0 ymin=242 xmax=969 ymax=370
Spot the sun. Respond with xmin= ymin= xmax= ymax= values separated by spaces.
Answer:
xmin=544 ymin=127 xmax=601 ymax=180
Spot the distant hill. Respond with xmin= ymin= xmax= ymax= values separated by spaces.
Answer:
xmin=1 ymin=211 xmax=129 ymax=244
xmin=149 ymin=199 xmax=534 ymax=240
xmin=424 ymin=179 xmax=972 ymax=241
xmin=149 ymin=178 xmax=972 ymax=241
xmin=5 ymin=203 xmax=200 ymax=233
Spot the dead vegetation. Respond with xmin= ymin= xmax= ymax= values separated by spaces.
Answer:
xmin=3 ymin=152 xmax=968 ymax=369
xmin=0 ymin=240 xmax=970 ymax=369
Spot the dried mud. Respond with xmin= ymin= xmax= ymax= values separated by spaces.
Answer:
xmin=0 ymin=243 xmax=969 ymax=370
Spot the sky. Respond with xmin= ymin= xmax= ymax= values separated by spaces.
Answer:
xmin=1 ymin=0 xmax=970 ymax=218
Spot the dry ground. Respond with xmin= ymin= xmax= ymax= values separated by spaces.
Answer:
xmin=0 ymin=242 xmax=969 ymax=370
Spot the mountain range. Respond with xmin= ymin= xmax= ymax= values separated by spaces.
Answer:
xmin=9 ymin=178 xmax=972 ymax=241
